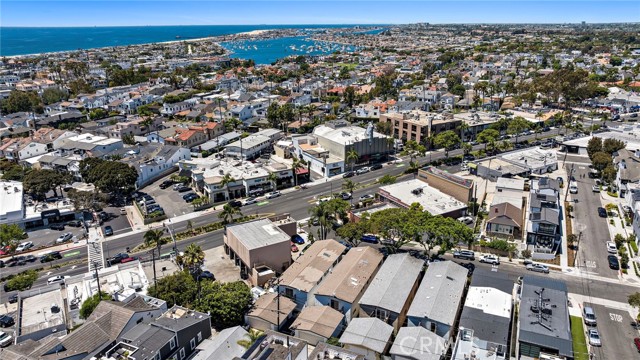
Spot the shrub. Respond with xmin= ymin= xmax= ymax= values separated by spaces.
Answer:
xmin=79 ymin=291 xmax=111 ymax=319
xmin=630 ymin=241 xmax=638 ymax=255
xmin=614 ymin=234 xmax=626 ymax=249
xmin=478 ymin=239 xmax=511 ymax=252
xmin=521 ymin=249 xmax=532 ymax=259
xmin=5 ymin=270 xmax=38 ymax=291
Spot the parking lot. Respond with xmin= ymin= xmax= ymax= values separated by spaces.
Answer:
xmin=140 ymin=177 xmax=196 ymax=218
xmin=586 ymin=303 xmax=638 ymax=360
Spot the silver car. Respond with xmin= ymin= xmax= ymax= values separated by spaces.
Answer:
xmin=526 ymin=263 xmax=550 ymax=274
xmin=588 ymin=329 xmax=601 ymax=347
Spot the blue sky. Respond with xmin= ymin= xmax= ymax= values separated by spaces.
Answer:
xmin=2 ymin=1 xmax=638 ymax=27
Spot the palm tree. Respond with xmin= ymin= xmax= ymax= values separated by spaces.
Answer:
xmin=457 ymin=122 xmax=470 ymax=144
xmin=186 ymin=220 xmax=194 ymax=236
xmin=291 ymin=157 xmax=304 ymax=186
xmin=267 ymin=172 xmax=278 ymax=191
xmin=308 ymin=202 xmax=332 ymax=240
xmin=143 ymin=229 xmax=164 ymax=248
xmin=220 ymin=173 xmax=236 ymax=201
xmin=342 ymin=179 xmax=356 ymax=205
xmin=346 ymin=149 xmax=359 ymax=173
xmin=218 ymin=203 xmax=242 ymax=225
xmin=182 ymin=243 xmax=205 ymax=274
xmin=237 ymin=329 xmax=264 ymax=349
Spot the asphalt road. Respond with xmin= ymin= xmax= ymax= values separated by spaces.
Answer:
xmin=586 ymin=303 xmax=638 ymax=360
xmin=568 ymin=163 xmax=618 ymax=279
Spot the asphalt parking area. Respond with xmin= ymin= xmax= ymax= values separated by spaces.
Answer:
xmin=586 ymin=303 xmax=638 ymax=360
xmin=141 ymin=180 xmax=196 ymax=218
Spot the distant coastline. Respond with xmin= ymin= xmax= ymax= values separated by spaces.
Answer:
xmin=0 ymin=24 xmax=380 ymax=57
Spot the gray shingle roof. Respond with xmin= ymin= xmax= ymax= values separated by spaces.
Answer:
xmin=339 ymin=318 xmax=393 ymax=354
xmin=389 ymin=327 xmax=445 ymax=360
xmin=358 ymin=253 xmax=423 ymax=314
xmin=192 ymin=326 xmax=248 ymax=360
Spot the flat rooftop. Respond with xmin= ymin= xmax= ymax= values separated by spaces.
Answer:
xmin=563 ymin=127 xmax=640 ymax=150
xmin=0 ymin=181 xmax=23 ymax=218
xmin=313 ymin=125 xmax=387 ymax=145
xmin=20 ymin=288 xmax=65 ymax=335
xmin=379 ymin=178 xmax=467 ymax=216
xmin=227 ymin=218 xmax=290 ymax=250
xmin=501 ymin=148 xmax=557 ymax=169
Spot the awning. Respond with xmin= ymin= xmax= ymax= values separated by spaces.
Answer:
xmin=295 ymin=168 xmax=309 ymax=175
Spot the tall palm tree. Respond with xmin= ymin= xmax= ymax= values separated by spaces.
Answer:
xmin=267 ymin=172 xmax=278 ymax=191
xmin=220 ymin=173 xmax=236 ymax=201
xmin=291 ymin=157 xmax=304 ymax=186
xmin=182 ymin=243 xmax=205 ymax=274
xmin=308 ymin=202 xmax=332 ymax=240
xmin=143 ymin=229 xmax=164 ymax=248
xmin=219 ymin=203 xmax=242 ymax=225
xmin=346 ymin=149 xmax=359 ymax=173
xmin=237 ymin=329 xmax=264 ymax=349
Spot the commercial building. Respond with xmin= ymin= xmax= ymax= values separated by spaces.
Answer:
xmin=314 ymin=246 xmax=384 ymax=323
xmin=0 ymin=180 xmax=24 ymax=226
xmin=516 ymin=276 xmax=572 ymax=360
xmin=278 ymin=239 xmax=346 ymax=310
xmin=14 ymin=285 xmax=68 ymax=344
xmin=406 ymin=261 xmax=468 ymax=345
xmin=224 ymin=129 xmax=283 ymax=160
xmin=473 ymin=148 xmax=557 ymax=181
xmin=418 ymin=166 xmax=474 ymax=203
xmin=379 ymin=110 xmax=461 ymax=144
xmin=223 ymin=217 xmax=294 ymax=286
xmin=378 ymin=178 xmax=468 ymax=218
xmin=358 ymin=253 xmax=424 ymax=331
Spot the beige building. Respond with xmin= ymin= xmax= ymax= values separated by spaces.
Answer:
xmin=223 ymin=217 xmax=293 ymax=286
xmin=245 ymin=293 xmax=296 ymax=332
xmin=291 ymin=306 xmax=344 ymax=346
xmin=379 ymin=110 xmax=461 ymax=144
xmin=314 ymin=246 xmax=384 ymax=322
xmin=418 ymin=166 xmax=474 ymax=203
xmin=278 ymin=239 xmax=346 ymax=310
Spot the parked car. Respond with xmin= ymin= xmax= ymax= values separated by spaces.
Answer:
xmin=104 ymin=226 xmax=113 ymax=236
xmin=40 ymin=251 xmax=62 ymax=263
xmin=0 ymin=331 xmax=12 ymax=347
xmin=526 ymin=263 xmax=550 ymax=273
xmin=458 ymin=262 xmax=475 ymax=275
xmin=583 ymin=306 xmax=597 ymax=326
xmin=592 ymin=185 xmax=600 ymax=192
xmin=0 ymin=314 xmax=15 ymax=328
xmin=291 ymin=244 xmax=299 ymax=253
xmin=177 ymin=185 xmax=191 ymax=193
xmin=107 ymin=253 xmax=129 ymax=265
xmin=243 ymin=197 xmax=258 ymax=206
xmin=120 ymin=208 xmax=127 ymax=215
xmin=8 ymin=294 xmax=18 ymax=304
xmin=479 ymin=254 xmax=500 ymax=265
xmin=65 ymin=220 xmax=82 ymax=227
xmin=291 ymin=234 xmax=305 ymax=245
xmin=608 ymin=254 xmax=620 ymax=270
xmin=159 ymin=179 xmax=174 ymax=189
xmin=183 ymin=193 xmax=198 ymax=202
xmin=47 ymin=275 xmax=66 ymax=285
xmin=453 ymin=250 xmax=475 ymax=261
xmin=49 ymin=223 xmax=65 ymax=231
xmin=370 ymin=163 xmax=383 ymax=171
xmin=606 ymin=242 xmax=617 ymax=254
xmin=355 ymin=167 xmax=370 ymax=175
xmin=360 ymin=234 xmax=379 ymax=244
xmin=588 ymin=329 xmax=601 ymax=347
xmin=199 ymin=271 xmax=215 ymax=281
xmin=597 ymin=207 xmax=607 ymax=218
xmin=342 ymin=171 xmax=354 ymax=178
xmin=634 ymin=337 xmax=640 ymax=353
xmin=15 ymin=241 xmax=33 ymax=252
xmin=172 ymin=183 xmax=185 ymax=191
xmin=55 ymin=233 xmax=73 ymax=244
xmin=266 ymin=191 xmax=281 ymax=199
xmin=569 ymin=183 xmax=578 ymax=194
xmin=457 ymin=216 xmax=474 ymax=225
xmin=359 ymin=194 xmax=374 ymax=202
xmin=340 ymin=192 xmax=352 ymax=200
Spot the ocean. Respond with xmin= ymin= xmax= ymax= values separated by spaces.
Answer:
xmin=0 ymin=24 xmax=379 ymax=62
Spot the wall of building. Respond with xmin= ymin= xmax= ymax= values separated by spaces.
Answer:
xmin=418 ymin=169 xmax=473 ymax=203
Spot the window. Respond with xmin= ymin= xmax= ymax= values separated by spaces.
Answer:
xmin=179 ymin=348 xmax=186 ymax=360
xmin=170 ymin=337 xmax=176 ymax=350
xmin=190 ymin=338 xmax=196 ymax=350
xmin=330 ymin=299 xmax=340 ymax=311
xmin=197 ymin=332 xmax=202 ymax=342
xmin=430 ymin=322 xmax=437 ymax=333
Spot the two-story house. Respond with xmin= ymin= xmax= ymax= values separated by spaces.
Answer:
xmin=526 ymin=177 xmax=562 ymax=256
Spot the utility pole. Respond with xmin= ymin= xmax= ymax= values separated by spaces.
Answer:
xmin=151 ymin=249 xmax=157 ymax=286
xmin=564 ymin=164 xmax=575 ymax=202
xmin=93 ymin=261 xmax=102 ymax=296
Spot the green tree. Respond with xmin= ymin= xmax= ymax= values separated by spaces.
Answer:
xmin=67 ymin=189 xmax=106 ymax=213
xmin=266 ymin=102 xmax=281 ymax=129
xmin=377 ymin=174 xmax=397 ymax=185
xmin=237 ymin=329 xmax=264 ymax=349
xmin=1 ymin=90 xmax=39 ymax=114
xmin=603 ymin=138 xmax=626 ymax=154
xmin=5 ymin=270 xmax=38 ymax=292
xmin=628 ymin=292 xmax=640 ymax=322
xmin=291 ymin=157 xmax=304 ymax=186
xmin=143 ymin=229 xmax=165 ymax=248
xmin=343 ymin=86 xmax=356 ymax=107
xmin=477 ymin=128 xmax=500 ymax=152
xmin=602 ymin=165 xmax=617 ymax=184
xmin=433 ymin=130 xmax=460 ymax=158
xmin=79 ymin=291 xmax=111 ymax=319
xmin=507 ymin=116 xmax=531 ymax=144
xmin=23 ymin=169 xmax=69 ymax=198
xmin=591 ymin=152 xmax=613 ymax=172
xmin=181 ymin=243 xmax=205 ymax=274
xmin=267 ymin=172 xmax=278 ymax=191
xmin=0 ymin=224 xmax=26 ymax=248
xmin=587 ymin=137 xmax=603 ymax=160
xmin=195 ymin=281 xmax=252 ymax=330
xmin=219 ymin=203 xmax=242 ymax=225
xmin=346 ymin=149 xmax=359 ymax=173
xmin=41 ymin=87 xmax=68 ymax=105
xmin=401 ymin=140 xmax=426 ymax=176
xmin=148 ymin=270 xmax=199 ymax=307
xmin=220 ymin=173 xmax=236 ymax=201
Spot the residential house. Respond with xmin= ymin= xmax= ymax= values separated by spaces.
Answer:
xmin=223 ymin=217 xmax=293 ymax=286
xmin=487 ymin=202 xmax=524 ymax=240
xmin=308 ymin=342 xmax=365 ymax=360
xmin=239 ymin=330 xmax=308 ymax=360
xmin=278 ymin=239 xmax=346 ymax=310
xmin=161 ymin=101 xmax=195 ymax=116
xmin=406 ymin=261 xmax=468 ymax=346
xmin=113 ymin=143 xmax=191 ymax=187
xmin=526 ymin=177 xmax=562 ymax=256
xmin=314 ymin=246 xmax=384 ymax=322
xmin=614 ymin=149 xmax=640 ymax=197
xmin=339 ymin=318 xmax=394 ymax=360
xmin=225 ymin=134 xmax=271 ymax=160
xmin=516 ymin=276 xmax=572 ymax=360
xmin=358 ymin=253 xmax=424 ymax=330
xmin=229 ymin=104 xmax=253 ymax=121
xmin=245 ymin=293 xmax=296 ymax=332
xmin=191 ymin=326 xmax=248 ymax=360
xmin=390 ymin=326 xmax=447 ymax=360
xmin=291 ymin=306 xmax=344 ymax=345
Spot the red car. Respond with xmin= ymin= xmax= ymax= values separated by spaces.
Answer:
xmin=291 ymin=244 xmax=299 ymax=253
xmin=634 ymin=338 xmax=640 ymax=352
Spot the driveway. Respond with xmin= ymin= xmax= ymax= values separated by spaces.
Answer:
xmin=568 ymin=163 xmax=618 ymax=279
xmin=586 ymin=303 xmax=639 ymax=360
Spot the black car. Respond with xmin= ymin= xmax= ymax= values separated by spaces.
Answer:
xmin=108 ymin=253 xmax=129 ymax=266
xmin=25 ymin=255 xmax=37 ymax=262
xmin=8 ymin=294 xmax=18 ymax=304
xmin=98 ymin=212 xmax=110 ymax=221
xmin=49 ymin=223 xmax=65 ymax=231
xmin=104 ymin=226 xmax=114 ymax=236
xmin=159 ymin=180 xmax=174 ymax=189
xmin=608 ymin=255 xmax=620 ymax=270
xmin=66 ymin=220 xmax=82 ymax=227
xmin=597 ymin=207 xmax=607 ymax=218
xmin=228 ymin=200 xmax=242 ymax=208
xmin=342 ymin=171 xmax=354 ymax=178
xmin=458 ymin=262 xmax=475 ymax=275
xmin=0 ymin=314 xmax=15 ymax=328
xmin=199 ymin=271 xmax=216 ymax=281
xmin=370 ymin=163 xmax=383 ymax=171
xmin=177 ymin=186 xmax=191 ymax=193
xmin=40 ymin=251 xmax=62 ymax=263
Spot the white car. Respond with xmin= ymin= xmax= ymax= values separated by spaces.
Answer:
xmin=243 ymin=197 xmax=258 ymax=206
xmin=266 ymin=191 xmax=281 ymax=199
xmin=479 ymin=254 xmax=500 ymax=265
xmin=340 ymin=192 xmax=352 ymax=200
xmin=355 ymin=167 xmax=370 ymax=175
xmin=316 ymin=197 xmax=331 ymax=205
xmin=592 ymin=185 xmax=600 ymax=193
xmin=569 ymin=185 xmax=578 ymax=194
xmin=588 ymin=329 xmax=601 ymax=347
xmin=16 ymin=241 xmax=33 ymax=252
xmin=56 ymin=232 xmax=73 ymax=244
xmin=606 ymin=241 xmax=617 ymax=254
xmin=457 ymin=216 xmax=474 ymax=225
xmin=359 ymin=194 xmax=374 ymax=202
xmin=47 ymin=275 xmax=68 ymax=285
xmin=0 ymin=331 xmax=12 ymax=347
